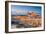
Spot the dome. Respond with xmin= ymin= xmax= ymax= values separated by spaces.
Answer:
xmin=28 ymin=12 xmax=37 ymax=17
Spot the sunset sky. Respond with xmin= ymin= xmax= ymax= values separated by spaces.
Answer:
xmin=11 ymin=5 xmax=41 ymax=16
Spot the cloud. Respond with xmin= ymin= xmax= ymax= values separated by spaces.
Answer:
xmin=12 ymin=9 xmax=28 ymax=15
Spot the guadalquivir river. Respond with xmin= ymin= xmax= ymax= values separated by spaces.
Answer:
xmin=11 ymin=18 xmax=33 ymax=28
